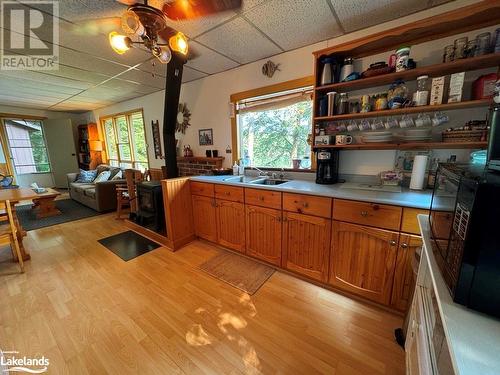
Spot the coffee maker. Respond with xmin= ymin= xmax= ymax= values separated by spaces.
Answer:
xmin=316 ymin=149 xmax=339 ymax=184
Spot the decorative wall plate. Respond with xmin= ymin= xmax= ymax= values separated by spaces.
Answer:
xmin=176 ymin=102 xmax=191 ymax=134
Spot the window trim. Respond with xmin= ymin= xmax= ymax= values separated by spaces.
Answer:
xmin=230 ymin=76 xmax=315 ymax=171
xmin=100 ymin=109 xmax=150 ymax=171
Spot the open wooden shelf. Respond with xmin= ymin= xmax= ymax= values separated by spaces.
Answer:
xmin=312 ymin=141 xmax=487 ymax=151
xmin=314 ymin=99 xmax=491 ymax=121
xmin=315 ymin=53 xmax=500 ymax=93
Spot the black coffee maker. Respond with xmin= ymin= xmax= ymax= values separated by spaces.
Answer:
xmin=316 ymin=149 xmax=339 ymax=184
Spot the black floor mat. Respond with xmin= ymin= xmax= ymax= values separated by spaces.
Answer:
xmin=98 ymin=230 xmax=161 ymax=261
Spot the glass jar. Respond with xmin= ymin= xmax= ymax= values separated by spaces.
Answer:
xmin=494 ymin=28 xmax=500 ymax=53
xmin=454 ymin=37 xmax=468 ymax=59
xmin=414 ymin=75 xmax=429 ymax=106
xmin=395 ymin=46 xmax=411 ymax=72
xmin=360 ymin=95 xmax=371 ymax=112
xmin=375 ymin=94 xmax=388 ymax=111
xmin=475 ymin=32 xmax=491 ymax=56
xmin=337 ymin=93 xmax=349 ymax=115
xmin=464 ymin=39 xmax=477 ymax=58
xmin=443 ymin=44 xmax=455 ymax=62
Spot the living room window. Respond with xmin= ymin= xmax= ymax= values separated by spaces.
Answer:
xmin=101 ymin=110 xmax=149 ymax=171
xmin=235 ymin=83 xmax=313 ymax=170
xmin=3 ymin=119 xmax=51 ymax=174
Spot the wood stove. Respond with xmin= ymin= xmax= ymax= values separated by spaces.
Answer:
xmin=135 ymin=181 xmax=165 ymax=234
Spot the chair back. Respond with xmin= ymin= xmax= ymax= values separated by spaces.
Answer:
xmin=4 ymin=200 xmax=16 ymax=236
xmin=124 ymin=169 xmax=143 ymax=213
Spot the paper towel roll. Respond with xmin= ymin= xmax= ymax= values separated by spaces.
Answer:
xmin=410 ymin=155 xmax=428 ymax=190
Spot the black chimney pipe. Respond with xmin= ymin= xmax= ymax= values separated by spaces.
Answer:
xmin=162 ymin=52 xmax=186 ymax=178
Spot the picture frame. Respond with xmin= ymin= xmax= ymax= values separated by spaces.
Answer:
xmin=198 ymin=128 xmax=213 ymax=146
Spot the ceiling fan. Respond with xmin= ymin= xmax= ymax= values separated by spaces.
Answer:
xmin=109 ymin=0 xmax=242 ymax=64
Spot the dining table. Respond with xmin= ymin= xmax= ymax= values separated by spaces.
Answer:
xmin=0 ymin=187 xmax=47 ymax=261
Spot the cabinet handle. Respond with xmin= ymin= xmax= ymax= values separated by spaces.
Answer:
xmin=401 ymin=242 xmax=408 ymax=249
xmin=389 ymin=240 xmax=397 ymax=246
xmin=277 ymin=217 xmax=281 ymax=222
xmin=283 ymin=217 xmax=288 ymax=222
xmin=225 ymin=191 xmax=230 ymax=195
xmin=360 ymin=211 xmax=368 ymax=217
xmin=259 ymin=196 xmax=264 ymax=201
xmin=302 ymin=202 xmax=309 ymax=208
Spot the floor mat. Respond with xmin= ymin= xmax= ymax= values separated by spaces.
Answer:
xmin=98 ymin=230 xmax=161 ymax=261
xmin=16 ymin=198 xmax=101 ymax=231
xmin=199 ymin=251 xmax=275 ymax=295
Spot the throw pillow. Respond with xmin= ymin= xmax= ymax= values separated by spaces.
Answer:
xmin=111 ymin=170 xmax=123 ymax=180
xmin=93 ymin=170 xmax=111 ymax=183
xmin=76 ymin=169 xmax=97 ymax=183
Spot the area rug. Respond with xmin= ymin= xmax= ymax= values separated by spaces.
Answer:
xmin=98 ymin=230 xmax=161 ymax=261
xmin=199 ymin=251 xmax=275 ymax=295
xmin=15 ymin=198 xmax=101 ymax=231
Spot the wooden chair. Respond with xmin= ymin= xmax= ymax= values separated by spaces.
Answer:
xmin=115 ymin=169 xmax=143 ymax=219
xmin=0 ymin=200 xmax=24 ymax=273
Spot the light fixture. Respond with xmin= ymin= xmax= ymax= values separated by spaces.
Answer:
xmin=152 ymin=45 xmax=172 ymax=64
xmin=109 ymin=31 xmax=132 ymax=54
xmin=169 ymin=31 xmax=188 ymax=55
xmin=121 ymin=9 xmax=145 ymax=37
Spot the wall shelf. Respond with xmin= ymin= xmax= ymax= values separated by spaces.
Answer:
xmin=313 ymin=99 xmax=491 ymax=121
xmin=312 ymin=141 xmax=487 ymax=151
xmin=315 ymin=53 xmax=500 ymax=93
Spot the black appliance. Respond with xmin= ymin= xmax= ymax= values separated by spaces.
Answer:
xmin=136 ymin=181 xmax=165 ymax=233
xmin=429 ymin=163 xmax=500 ymax=318
xmin=487 ymin=103 xmax=500 ymax=171
xmin=315 ymin=149 xmax=339 ymax=184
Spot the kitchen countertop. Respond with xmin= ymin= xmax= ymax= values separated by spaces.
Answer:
xmin=418 ymin=215 xmax=500 ymax=375
xmin=190 ymin=175 xmax=435 ymax=209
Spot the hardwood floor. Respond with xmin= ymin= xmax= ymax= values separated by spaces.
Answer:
xmin=0 ymin=214 xmax=405 ymax=374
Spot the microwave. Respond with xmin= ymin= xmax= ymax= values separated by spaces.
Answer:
xmin=429 ymin=163 xmax=500 ymax=318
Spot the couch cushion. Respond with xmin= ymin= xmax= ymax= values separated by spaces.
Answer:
xmin=76 ymin=169 xmax=97 ymax=183
xmin=94 ymin=170 xmax=111 ymax=183
xmin=84 ymin=188 xmax=96 ymax=199
xmin=70 ymin=182 xmax=95 ymax=194
xmin=96 ymin=164 xmax=110 ymax=175
xmin=109 ymin=167 xmax=122 ymax=179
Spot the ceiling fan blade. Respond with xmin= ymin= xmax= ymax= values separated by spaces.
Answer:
xmin=70 ymin=17 xmax=121 ymax=36
xmin=163 ymin=0 xmax=242 ymax=20
xmin=115 ymin=0 xmax=137 ymax=5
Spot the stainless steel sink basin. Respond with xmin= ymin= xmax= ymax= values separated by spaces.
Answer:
xmin=249 ymin=178 xmax=290 ymax=186
xmin=222 ymin=176 xmax=262 ymax=183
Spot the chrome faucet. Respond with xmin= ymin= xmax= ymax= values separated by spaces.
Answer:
xmin=252 ymin=166 xmax=269 ymax=177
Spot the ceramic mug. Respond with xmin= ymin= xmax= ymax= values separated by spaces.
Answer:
xmin=335 ymin=135 xmax=353 ymax=145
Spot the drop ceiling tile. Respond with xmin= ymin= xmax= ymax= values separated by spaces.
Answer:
xmin=239 ymin=0 xmax=270 ymax=13
xmin=196 ymin=17 xmax=281 ymax=64
xmin=59 ymin=48 xmax=129 ymax=75
xmin=166 ymin=11 xmax=237 ymax=39
xmin=186 ymin=41 xmax=239 ymax=74
xmin=0 ymin=70 xmax=93 ymax=90
xmin=0 ymin=74 xmax=83 ymax=95
xmin=117 ymin=69 xmax=166 ymax=89
xmin=182 ymin=66 xmax=208 ymax=83
xmin=0 ymin=94 xmax=59 ymax=106
xmin=0 ymin=83 xmax=71 ymax=101
xmin=41 ymin=66 xmax=112 ymax=85
xmin=102 ymin=78 xmax=160 ymax=95
xmin=330 ymin=0 xmax=427 ymax=33
xmin=134 ymin=59 xmax=167 ymax=78
xmin=245 ymin=0 xmax=342 ymax=50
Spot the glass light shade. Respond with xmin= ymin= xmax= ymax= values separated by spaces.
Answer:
xmin=109 ymin=32 xmax=131 ymax=54
xmin=169 ymin=32 xmax=189 ymax=55
xmin=121 ymin=10 xmax=145 ymax=36
xmin=152 ymin=45 xmax=172 ymax=64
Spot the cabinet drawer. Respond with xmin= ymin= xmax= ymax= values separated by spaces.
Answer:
xmin=333 ymin=199 xmax=402 ymax=231
xmin=214 ymin=184 xmax=244 ymax=203
xmin=190 ymin=181 xmax=214 ymax=197
xmin=283 ymin=193 xmax=332 ymax=218
xmin=402 ymin=208 xmax=428 ymax=235
xmin=245 ymin=188 xmax=282 ymax=209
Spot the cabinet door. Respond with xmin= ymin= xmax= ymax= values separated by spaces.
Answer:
xmin=245 ymin=205 xmax=282 ymax=266
xmin=329 ymin=221 xmax=399 ymax=304
xmin=192 ymin=195 xmax=217 ymax=242
xmin=391 ymin=234 xmax=422 ymax=311
xmin=282 ymin=212 xmax=331 ymax=282
xmin=216 ymin=199 xmax=246 ymax=252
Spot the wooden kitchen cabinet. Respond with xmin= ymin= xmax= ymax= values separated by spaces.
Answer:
xmin=192 ymin=195 xmax=217 ymax=242
xmin=216 ymin=199 xmax=246 ymax=252
xmin=329 ymin=221 xmax=399 ymax=304
xmin=245 ymin=205 xmax=282 ymax=266
xmin=391 ymin=234 xmax=422 ymax=311
xmin=282 ymin=212 xmax=331 ymax=282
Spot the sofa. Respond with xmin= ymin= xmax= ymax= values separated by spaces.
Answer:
xmin=67 ymin=165 xmax=125 ymax=212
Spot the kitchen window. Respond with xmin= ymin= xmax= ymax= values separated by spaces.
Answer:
xmin=3 ymin=119 xmax=51 ymax=174
xmin=101 ymin=110 xmax=149 ymax=171
xmin=236 ymin=86 xmax=313 ymax=170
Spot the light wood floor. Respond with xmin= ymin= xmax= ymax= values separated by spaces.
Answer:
xmin=0 ymin=214 xmax=405 ymax=374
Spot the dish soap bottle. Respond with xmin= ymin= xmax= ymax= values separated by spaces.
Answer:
xmin=233 ymin=161 xmax=239 ymax=175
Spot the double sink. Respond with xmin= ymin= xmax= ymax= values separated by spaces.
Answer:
xmin=222 ymin=175 xmax=290 ymax=186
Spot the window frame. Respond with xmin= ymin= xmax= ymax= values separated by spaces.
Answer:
xmin=100 ymin=109 xmax=149 ymax=171
xmin=230 ymin=76 xmax=316 ymax=171
xmin=2 ymin=118 xmax=52 ymax=175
